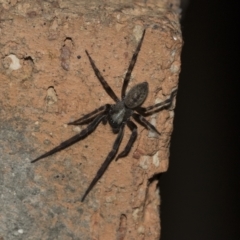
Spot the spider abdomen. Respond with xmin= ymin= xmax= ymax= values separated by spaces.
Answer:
xmin=124 ymin=82 xmax=149 ymax=109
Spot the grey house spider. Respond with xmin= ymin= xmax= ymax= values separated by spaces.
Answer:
xmin=32 ymin=29 xmax=177 ymax=202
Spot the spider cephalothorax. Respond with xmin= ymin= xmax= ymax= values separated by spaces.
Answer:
xmin=32 ymin=29 xmax=177 ymax=201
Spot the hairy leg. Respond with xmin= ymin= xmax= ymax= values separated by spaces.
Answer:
xmin=31 ymin=114 xmax=106 ymax=163
xmin=137 ymin=89 xmax=177 ymax=116
xmin=116 ymin=120 xmax=137 ymax=160
xmin=68 ymin=104 xmax=110 ymax=125
xmin=81 ymin=124 xmax=125 ymax=202
xmin=121 ymin=29 xmax=146 ymax=98
xmin=133 ymin=113 xmax=160 ymax=135
xmin=85 ymin=50 xmax=119 ymax=102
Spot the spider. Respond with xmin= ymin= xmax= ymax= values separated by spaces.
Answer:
xmin=31 ymin=29 xmax=177 ymax=202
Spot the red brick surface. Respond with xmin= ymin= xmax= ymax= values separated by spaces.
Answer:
xmin=0 ymin=1 xmax=182 ymax=239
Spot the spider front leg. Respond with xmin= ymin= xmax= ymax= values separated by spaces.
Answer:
xmin=137 ymin=89 xmax=177 ymax=116
xmin=81 ymin=124 xmax=125 ymax=202
xmin=31 ymin=114 xmax=106 ymax=163
xmin=85 ymin=50 xmax=119 ymax=103
xmin=116 ymin=121 xmax=137 ymax=161
xmin=68 ymin=104 xmax=110 ymax=125
xmin=121 ymin=29 xmax=146 ymax=98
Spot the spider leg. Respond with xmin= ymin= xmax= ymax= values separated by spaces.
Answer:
xmin=31 ymin=114 xmax=106 ymax=163
xmin=116 ymin=121 xmax=137 ymax=161
xmin=121 ymin=29 xmax=146 ymax=99
xmin=137 ymin=89 xmax=177 ymax=116
xmin=81 ymin=124 xmax=125 ymax=202
xmin=85 ymin=50 xmax=119 ymax=103
xmin=68 ymin=104 xmax=110 ymax=125
xmin=133 ymin=113 xmax=161 ymax=135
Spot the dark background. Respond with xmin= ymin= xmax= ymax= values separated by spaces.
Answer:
xmin=160 ymin=0 xmax=240 ymax=239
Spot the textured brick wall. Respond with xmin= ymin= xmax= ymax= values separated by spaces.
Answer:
xmin=0 ymin=1 xmax=182 ymax=239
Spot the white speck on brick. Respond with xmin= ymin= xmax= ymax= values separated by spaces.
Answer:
xmin=73 ymin=126 xmax=81 ymax=133
xmin=173 ymin=35 xmax=177 ymax=41
xmin=18 ymin=229 xmax=24 ymax=234
xmin=148 ymin=113 xmax=158 ymax=138
xmin=132 ymin=208 xmax=140 ymax=221
xmin=169 ymin=110 xmax=174 ymax=118
xmin=139 ymin=156 xmax=150 ymax=169
xmin=170 ymin=62 xmax=179 ymax=73
xmin=153 ymin=151 xmax=159 ymax=167
xmin=137 ymin=226 xmax=145 ymax=234
xmin=8 ymin=54 xmax=21 ymax=70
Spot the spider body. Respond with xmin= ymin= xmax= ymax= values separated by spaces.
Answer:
xmin=31 ymin=29 xmax=177 ymax=202
xmin=108 ymin=82 xmax=148 ymax=130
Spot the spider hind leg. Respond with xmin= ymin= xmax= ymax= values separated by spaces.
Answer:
xmin=81 ymin=124 xmax=125 ymax=202
xmin=116 ymin=121 xmax=137 ymax=161
xmin=137 ymin=89 xmax=177 ymax=116
xmin=133 ymin=113 xmax=161 ymax=135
